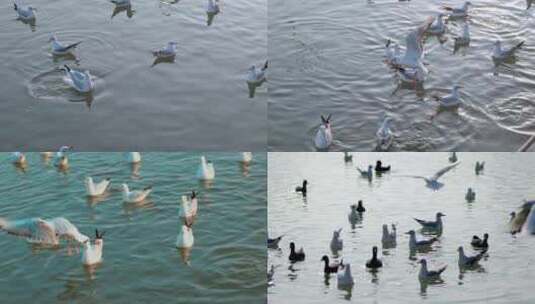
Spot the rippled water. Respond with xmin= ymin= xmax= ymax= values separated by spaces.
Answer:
xmin=268 ymin=152 xmax=535 ymax=303
xmin=0 ymin=0 xmax=267 ymax=150
xmin=0 ymin=152 xmax=266 ymax=303
xmin=268 ymin=0 xmax=535 ymax=151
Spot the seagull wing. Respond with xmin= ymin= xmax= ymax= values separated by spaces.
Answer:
xmin=431 ymin=161 xmax=460 ymax=181
xmin=399 ymin=17 xmax=434 ymax=67
xmin=49 ymin=217 xmax=89 ymax=243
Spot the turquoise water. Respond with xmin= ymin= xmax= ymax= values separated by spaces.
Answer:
xmin=0 ymin=152 xmax=266 ymax=303
xmin=268 ymin=152 xmax=535 ymax=303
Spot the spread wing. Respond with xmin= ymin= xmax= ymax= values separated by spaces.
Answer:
xmin=398 ymin=17 xmax=434 ymax=67
xmin=431 ymin=161 xmax=460 ymax=181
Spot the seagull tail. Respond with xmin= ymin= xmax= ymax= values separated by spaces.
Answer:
xmin=515 ymin=41 xmax=525 ymax=50
xmin=437 ymin=265 xmax=447 ymax=274
xmin=13 ymin=3 xmax=18 ymax=11
xmin=63 ymin=64 xmax=71 ymax=72
xmin=262 ymin=60 xmax=268 ymax=71
xmin=65 ymin=41 xmax=82 ymax=51
xmin=143 ymin=185 xmax=153 ymax=191
xmin=386 ymin=39 xmax=391 ymax=48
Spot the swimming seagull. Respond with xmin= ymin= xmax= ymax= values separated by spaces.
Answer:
xmin=465 ymin=188 xmax=475 ymax=202
xmin=376 ymin=116 xmax=393 ymax=151
xmin=344 ymin=152 xmax=353 ymax=162
xmin=321 ymin=255 xmax=342 ymax=274
xmin=152 ymin=42 xmax=177 ymax=59
xmin=433 ymin=85 xmax=463 ymax=108
xmin=449 ymin=152 xmax=458 ymax=163
xmin=510 ymin=200 xmax=535 ymax=234
xmin=289 ymin=242 xmax=305 ymax=262
xmin=121 ymin=183 xmax=152 ymax=203
xmin=241 ymin=152 xmax=253 ymax=164
xmin=197 ymin=156 xmax=215 ymax=181
xmin=180 ymin=191 xmax=198 ymax=226
xmin=268 ymin=235 xmax=283 ymax=249
xmin=443 ymin=1 xmax=472 ymax=18
xmin=492 ymin=40 xmax=524 ymax=61
xmin=337 ymin=263 xmax=354 ymax=287
xmin=418 ymin=259 xmax=447 ymax=280
xmin=206 ymin=0 xmax=220 ymax=26
xmin=348 ymin=204 xmax=361 ymax=224
xmin=471 ymin=233 xmax=489 ymax=249
xmin=382 ymin=224 xmax=397 ymax=246
xmin=85 ymin=177 xmax=111 ymax=197
xmin=366 ymin=246 xmax=383 ymax=269
xmin=475 ymin=161 xmax=484 ymax=174
xmin=62 ymin=65 xmax=94 ymax=93
xmin=414 ymin=212 xmax=445 ymax=230
xmin=53 ymin=145 xmax=72 ymax=168
xmin=458 ymin=246 xmax=486 ymax=268
xmin=395 ymin=63 xmax=428 ymax=84
xmin=315 ymin=114 xmax=333 ymax=150
xmin=13 ymin=3 xmax=35 ymax=21
xmin=11 ymin=152 xmax=27 ymax=166
xmin=82 ymin=229 xmax=105 ymax=266
xmin=49 ymin=35 xmax=81 ymax=56
xmin=267 ymin=265 xmax=275 ymax=282
xmin=295 ymin=180 xmax=308 ymax=196
xmin=409 ymin=161 xmax=460 ymax=190
xmin=246 ymin=61 xmax=268 ymax=85
xmin=126 ymin=152 xmax=141 ymax=163
xmin=176 ymin=222 xmax=194 ymax=248
xmin=0 ymin=217 xmax=89 ymax=245
xmin=357 ymin=165 xmax=373 ymax=180
xmin=454 ymin=24 xmax=470 ymax=46
xmin=406 ymin=230 xmax=439 ymax=251
xmin=426 ymin=13 xmax=446 ymax=35
xmin=330 ymin=228 xmax=343 ymax=253
xmin=398 ymin=17 xmax=434 ymax=68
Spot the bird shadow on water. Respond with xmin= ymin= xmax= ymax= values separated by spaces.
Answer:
xmin=419 ymin=277 xmax=444 ymax=296
xmin=151 ymin=55 xmax=176 ymax=68
xmin=16 ymin=17 xmax=36 ymax=32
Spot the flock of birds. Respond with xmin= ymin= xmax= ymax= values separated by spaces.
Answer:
xmin=1 ymin=151 xmax=254 ymax=267
xmin=268 ymin=152 xmax=535 ymax=294
xmin=313 ymin=1 xmax=530 ymax=151
xmin=12 ymin=0 xmax=268 ymax=98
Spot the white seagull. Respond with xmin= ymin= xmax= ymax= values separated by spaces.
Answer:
xmin=176 ymin=223 xmax=194 ymax=248
xmin=152 ymin=42 xmax=177 ymax=59
xmin=409 ymin=161 xmax=460 ymax=190
xmin=418 ymin=259 xmax=447 ymax=280
xmin=406 ymin=230 xmax=439 ymax=251
xmin=457 ymin=246 xmax=486 ymax=268
xmin=62 ymin=65 xmax=94 ymax=93
xmin=492 ymin=40 xmax=524 ymax=61
xmin=330 ymin=228 xmax=343 ymax=253
xmin=197 ymin=156 xmax=215 ymax=181
xmin=384 ymin=39 xmax=401 ymax=66
xmin=337 ymin=263 xmax=354 ymax=287
xmin=180 ymin=191 xmax=198 ymax=225
xmin=382 ymin=224 xmax=397 ymax=246
xmin=246 ymin=61 xmax=268 ymax=85
xmin=414 ymin=212 xmax=445 ymax=230
xmin=357 ymin=165 xmax=373 ymax=179
xmin=121 ymin=183 xmax=152 ymax=203
xmin=376 ymin=116 xmax=393 ymax=151
xmin=427 ymin=13 xmax=446 ymax=35
xmin=13 ymin=3 xmax=35 ymax=21
xmin=126 ymin=152 xmax=141 ymax=163
xmin=11 ymin=152 xmax=27 ymax=166
xmin=433 ymin=85 xmax=463 ymax=108
xmin=241 ymin=152 xmax=253 ymax=164
xmin=85 ymin=177 xmax=111 ymax=197
xmin=49 ymin=35 xmax=81 ymax=56
xmin=454 ymin=24 xmax=470 ymax=46
xmin=82 ymin=229 xmax=105 ymax=266
xmin=0 ymin=217 xmax=89 ymax=245
xmin=315 ymin=114 xmax=333 ymax=150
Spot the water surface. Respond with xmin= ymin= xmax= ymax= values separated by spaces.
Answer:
xmin=268 ymin=152 xmax=535 ymax=303
xmin=0 ymin=152 xmax=266 ymax=303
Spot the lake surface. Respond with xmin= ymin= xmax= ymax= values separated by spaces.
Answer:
xmin=0 ymin=152 xmax=266 ymax=303
xmin=268 ymin=152 xmax=535 ymax=303
xmin=0 ymin=0 xmax=267 ymax=150
xmin=268 ymin=0 xmax=535 ymax=151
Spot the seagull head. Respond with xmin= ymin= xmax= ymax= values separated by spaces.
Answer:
xmin=418 ymin=258 xmax=427 ymax=265
xmin=405 ymin=230 xmax=416 ymax=236
xmin=436 ymin=212 xmax=446 ymax=218
xmin=457 ymin=246 xmax=464 ymax=253
xmin=48 ymin=35 xmax=57 ymax=42
xmin=320 ymin=114 xmax=332 ymax=127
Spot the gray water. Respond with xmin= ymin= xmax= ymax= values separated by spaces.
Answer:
xmin=268 ymin=152 xmax=535 ymax=303
xmin=0 ymin=152 xmax=266 ymax=303
xmin=0 ymin=0 xmax=267 ymax=150
xmin=268 ymin=0 xmax=535 ymax=151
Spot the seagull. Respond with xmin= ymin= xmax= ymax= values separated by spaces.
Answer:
xmin=49 ymin=35 xmax=81 ymax=56
xmin=406 ymin=230 xmax=439 ymax=251
xmin=126 ymin=152 xmax=141 ymax=163
xmin=11 ymin=152 xmax=27 ymax=166
xmin=246 ymin=61 xmax=268 ymax=85
xmin=471 ymin=233 xmax=489 ymax=249
xmin=376 ymin=116 xmax=393 ymax=151
xmin=384 ymin=39 xmax=401 ymax=66
xmin=396 ymin=63 xmax=428 ymax=84
xmin=382 ymin=224 xmax=397 ymax=246
xmin=418 ymin=259 xmax=447 ymax=280
xmin=62 ymin=65 xmax=94 ymax=93
xmin=53 ymin=145 xmax=72 ymax=165
xmin=295 ymin=180 xmax=307 ymax=196
xmin=330 ymin=228 xmax=343 ymax=253
xmin=414 ymin=212 xmax=445 ymax=230
xmin=510 ymin=200 xmax=535 ymax=234
xmin=356 ymin=200 xmax=365 ymax=213
xmin=348 ymin=204 xmax=361 ymax=224
xmin=475 ymin=161 xmax=485 ymax=174
xmin=458 ymin=246 xmax=486 ymax=268
xmin=465 ymin=187 xmax=476 ymax=202
xmin=454 ymin=24 xmax=470 ymax=46
xmin=289 ymin=242 xmax=305 ymax=262
xmin=433 ymin=85 xmax=463 ymax=108
xmin=449 ymin=152 xmax=458 ymax=163
xmin=121 ymin=183 xmax=152 ymax=203
xmin=176 ymin=222 xmax=194 ymax=248
xmin=152 ymin=42 xmax=177 ymax=59
xmin=267 ymin=265 xmax=275 ymax=282
xmin=13 ymin=3 xmax=35 ymax=21
xmin=315 ymin=114 xmax=333 ymax=150
xmin=337 ymin=263 xmax=354 ymax=287
xmin=344 ymin=152 xmax=353 ymax=162
xmin=357 ymin=165 xmax=373 ymax=179
xmin=241 ymin=152 xmax=253 ymax=164
xmin=443 ymin=1 xmax=472 ymax=18
xmin=206 ymin=0 xmax=220 ymax=26
xmin=0 ymin=217 xmax=89 ymax=245
xmin=427 ymin=13 xmax=446 ymax=35
xmin=268 ymin=235 xmax=283 ymax=249
xmin=408 ymin=161 xmax=460 ymax=190
xmin=321 ymin=255 xmax=342 ymax=274
xmin=82 ymin=229 xmax=105 ymax=266
xmin=397 ymin=17 xmax=434 ymax=68
xmin=180 ymin=191 xmax=198 ymax=225
xmin=492 ymin=40 xmax=524 ymax=61
xmin=366 ymin=246 xmax=383 ymax=269
xmin=196 ymin=156 xmax=215 ymax=181
xmin=85 ymin=177 xmax=111 ymax=197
